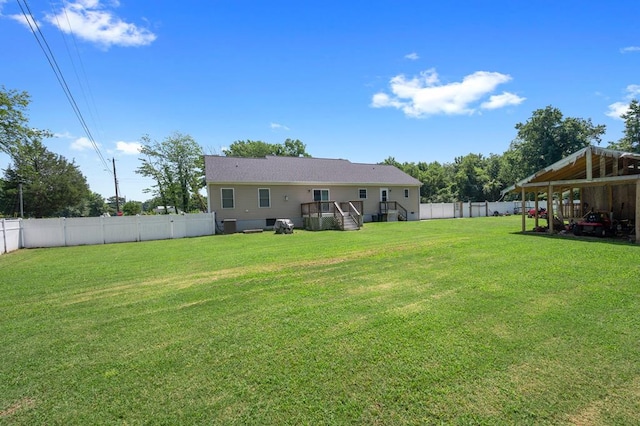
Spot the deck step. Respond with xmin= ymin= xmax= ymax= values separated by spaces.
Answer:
xmin=343 ymin=222 xmax=360 ymax=231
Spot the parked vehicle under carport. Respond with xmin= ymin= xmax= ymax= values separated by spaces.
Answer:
xmin=572 ymin=211 xmax=611 ymax=237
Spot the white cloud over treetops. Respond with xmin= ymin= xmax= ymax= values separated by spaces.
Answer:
xmin=606 ymin=85 xmax=640 ymax=120
xmin=404 ymin=52 xmax=419 ymax=60
xmin=371 ymin=68 xmax=525 ymax=117
xmin=116 ymin=141 xmax=142 ymax=154
xmin=45 ymin=0 xmax=156 ymax=48
xmin=70 ymin=136 xmax=98 ymax=151
xmin=481 ymin=92 xmax=526 ymax=110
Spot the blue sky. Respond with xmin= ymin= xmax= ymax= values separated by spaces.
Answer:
xmin=1 ymin=0 xmax=639 ymax=202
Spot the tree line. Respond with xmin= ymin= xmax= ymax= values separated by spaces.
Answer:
xmin=1 ymin=85 xmax=639 ymax=217
xmin=386 ymin=105 xmax=610 ymax=202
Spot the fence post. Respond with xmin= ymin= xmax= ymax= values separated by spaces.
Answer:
xmin=63 ymin=217 xmax=68 ymax=247
xmin=1 ymin=219 xmax=6 ymax=255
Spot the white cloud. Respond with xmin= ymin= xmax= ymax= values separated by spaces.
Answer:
xmin=45 ymin=1 xmax=156 ymax=48
xmin=605 ymin=85 xmax=640 ymax=120
xmin=2 ymin=1 xmax=39 ymax=29
xmin=371 ymin=68 xmax=520 ymax=117
xmin=606 ymin=102 xmax=630 ymax=120
xmin=270 ymin=122 xmax=290 ymax=131
xmin=481 ymin=92 xmax=526 ymax=110
xmin=620 ymin=46 xmax=640 ymax=53
xmin=404 ymin=52 xmax=419 ymax=60
xmin=116 ymin=141 xmax=142 ymax=154
xmin=71 ymin=136 xmax=98 ymax=151
xmin=627 ymin=84 xmax=640 ymax=96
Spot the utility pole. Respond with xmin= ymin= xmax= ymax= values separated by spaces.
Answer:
xmin=113 ymin=158 xmax=120 ymax=215
xmin=19 ymin=182 xmax=24 ymax=218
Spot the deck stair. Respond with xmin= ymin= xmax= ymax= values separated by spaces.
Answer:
xmin=342 ymin=214 xmax=360 ymax=231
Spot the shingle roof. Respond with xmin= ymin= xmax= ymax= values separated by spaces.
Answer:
xmin=205 ymin=155 xmax=422 ymax=186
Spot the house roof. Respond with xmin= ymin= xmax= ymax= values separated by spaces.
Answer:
xmin=502 ymin=146 xmax=640 ymax=195
xmin=204 ymin=155 xmax=422 ymax=186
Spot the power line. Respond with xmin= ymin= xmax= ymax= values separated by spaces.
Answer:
xmin=51 ymin=0 xmax=107 ymax=150
xmin=16 ymin=0 xmax=112 ymax=175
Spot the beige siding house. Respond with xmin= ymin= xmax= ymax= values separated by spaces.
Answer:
xmin=205 ymin=155 xmax=422 ymax=232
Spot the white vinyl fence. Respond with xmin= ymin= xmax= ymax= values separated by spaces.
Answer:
xmin=1 ymin=213 xmax=216 ymax=255
xmin=420 ymin=201 xmax=547 ymax=220
xmin=1 ymin=219 xmax=22 ymax=255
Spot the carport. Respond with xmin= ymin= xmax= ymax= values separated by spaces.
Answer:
xmin=502 ymin=146 xmax=640 ymax=243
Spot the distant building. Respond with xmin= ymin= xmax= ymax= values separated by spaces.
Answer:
xmin=204 ymin=155 xmax=422 ymax=232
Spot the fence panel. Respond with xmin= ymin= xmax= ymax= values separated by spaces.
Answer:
xmin=139 ymin=215 xmax=173 ymax=241
xmin=22 ymin=218 xmax=66 ymax=248
xmin=419 ymin=203 xmax=456 ymax=219
xmin=1 ymin=219 xmax=22 ymax=255
xmin=183 ymin=213 xmax=216 ymax=237
xmin=102 ymin=216 xmax=140 ymax=244
xmin=65 ymin=217 xmax=106 ymax=246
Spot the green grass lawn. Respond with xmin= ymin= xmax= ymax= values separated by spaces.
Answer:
xmin=1 ymin=216 xmax=639 ymax=425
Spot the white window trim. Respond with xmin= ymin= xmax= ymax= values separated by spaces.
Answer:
xmin=312 ymin=189 xmax=330 ymax=201
xmin=258 ymin=188 xmax=271 ymax=208
xmin=221 ymin=188 xmax=235 ymax=209
xmin=358 ymin=188 xmax=367 ymax=199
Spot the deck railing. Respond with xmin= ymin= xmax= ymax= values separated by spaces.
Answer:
xmin=301 ymin=201 xmax=363 ymax=230
xmin=379 ymin=201 xmax=408 ymax=221
xmin=340 ymin=201 xmax=363 ymax=228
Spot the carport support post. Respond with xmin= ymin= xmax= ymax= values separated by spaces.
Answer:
xmin=569 ymin=188 xmax=574 ymax=219
xmin=548 ymin=184 xmax=554 ymax=233
xmin=636 ymin=182 xmax=640 ymax=244
xmin=521 ymin=187 xmax=526 ymax=232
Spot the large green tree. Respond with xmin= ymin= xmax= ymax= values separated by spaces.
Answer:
xmin=0 ymin=139 xmax=90 ymax=217
xmin=452 ymin=153 xmax=494 ymax=202
xmin=508 ymin=106 xmax=606 ymax=179
xmin=0 ymin=86 xmax=51 ymax=155
xmin=122 ymin=200 xmax=142 ymax=216
xmin=137 ymin=132 xmax=205 ymax=213
xmin=608 ymin=99 xmax=640 ymax=153
xmin=223 ymin=139 xmax=311 ymax=157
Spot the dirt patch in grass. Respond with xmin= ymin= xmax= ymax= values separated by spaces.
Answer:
xmin=567 ymin=401 xmax=602 ymax=426
xmin=567 ymin=375 xmax=640 ymax=425
xmin=1 ymin=397 xmax=35 ymax=418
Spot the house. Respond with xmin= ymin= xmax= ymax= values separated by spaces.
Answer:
xmin=204 ymin=155 xmax=422 ymax=232
xmin=502 ymin=146 xmax=640 ymax=242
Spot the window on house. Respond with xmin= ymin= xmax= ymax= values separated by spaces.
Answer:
xmin=221 ymin=188 xmax=234 ymax=209
xmin=404 ymin=188 xmax=409 ymax=198
xmin=359 ymin=189 xmax=367 ymax=199
xmin=313 ymin=189 xmax=329 ymax=202
xmin=258 ymin=188 xmax=270 ymax=208
xmin=313 ymin=189 xmax=330 ymax=212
